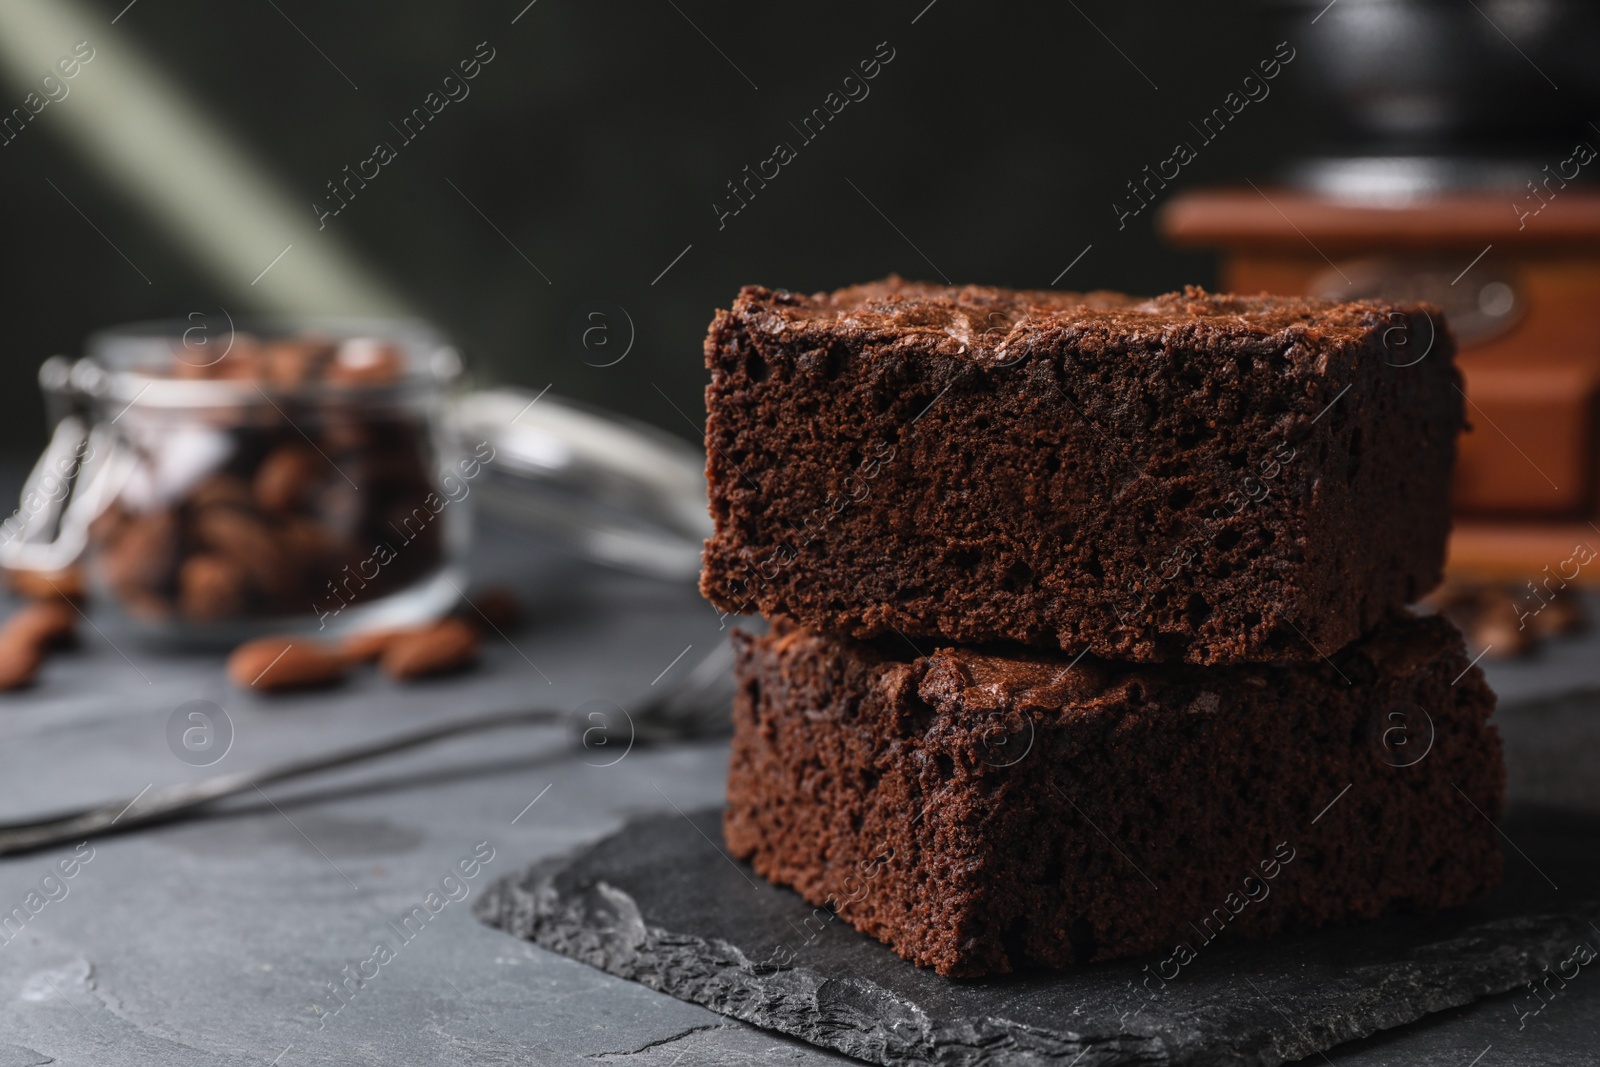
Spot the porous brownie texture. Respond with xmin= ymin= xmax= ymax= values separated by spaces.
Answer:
xmin=723 ymin=615 xmax=1503 ymax=978
xmin=701 ymin=278 xmax=1462 ymax=664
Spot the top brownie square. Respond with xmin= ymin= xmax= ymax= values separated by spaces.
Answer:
xmin=700 ymin=278 xmax=1461 ymax=664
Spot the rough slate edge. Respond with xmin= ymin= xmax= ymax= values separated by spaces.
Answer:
xmin=474 ymin=805 xmax=1600 ymax=1067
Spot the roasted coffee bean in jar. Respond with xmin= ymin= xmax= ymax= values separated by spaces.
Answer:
xmin=70 ymin=318 xmax=469 ymax=644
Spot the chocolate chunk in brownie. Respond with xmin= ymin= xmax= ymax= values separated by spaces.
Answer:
xmin=701 ymin=278 xmax=1461 ymax=664
xmin=723 ymin=614 xmax=1503 ymax=977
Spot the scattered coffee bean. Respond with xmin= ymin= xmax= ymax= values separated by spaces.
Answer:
xmin=0 ymin=601 xmax=78 ymax=690
xmin=338 ymin=627 xmax=407 ymax=664
xmin=0 ymin=638 xmax=43 ymax=691
xmin=6 ymin=601 xmax=77 ymax=650
xmin=380 ymin=617 xmax=479 ymax=680
xmin=227 ymin=636 xmax=347 ymax=692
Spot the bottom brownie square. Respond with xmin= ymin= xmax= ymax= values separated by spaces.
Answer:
xmin=723 ymin=616 xmax=1504 ymax=978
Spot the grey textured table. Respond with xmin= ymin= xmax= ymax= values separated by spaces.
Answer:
xmin=0 ymin=518 xmax=1596 ymax=1066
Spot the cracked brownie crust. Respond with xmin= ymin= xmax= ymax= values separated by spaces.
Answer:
xmin=700 ymin=278 xmax=1461 ymax=664
xmin=723 ymin=615 xmax=1504 ymax=977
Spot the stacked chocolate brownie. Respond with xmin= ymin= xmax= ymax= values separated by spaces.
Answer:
xmin=701 ymin=278 xmax=1505 ymax=978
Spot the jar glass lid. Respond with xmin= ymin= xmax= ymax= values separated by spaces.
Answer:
xmin=79 ymin=315 xmax=460 ymax=408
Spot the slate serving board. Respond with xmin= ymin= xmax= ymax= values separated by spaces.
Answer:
xmin=475 ymin=804 xmax=1600 ymax=1066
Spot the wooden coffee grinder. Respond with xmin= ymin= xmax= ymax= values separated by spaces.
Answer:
xmin=1162 ymin=0 xmax=1600 ymax=649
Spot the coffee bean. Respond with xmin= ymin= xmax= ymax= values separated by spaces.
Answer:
xmin=314 ymin=482 xmax=365 ymax=538
xmin=4 ymin=600 xmax=77 ymax=649
xmin=0 ymin=601 xmax=78 ymax=690
xmin=254 ymin=445 xmax=325 ymax=514
xmin=319 ymin=417 xmax=371 ymax=456
xmin=101 ymin=510 xmax=179 ymax=600
xmin=179 ymin=554 xmax=249 ymax=621
xmin=280 ymin=517 xmax=347 ymax=576
xmin=338 ymin=627 xmax=407 ymax=664
xmin=191 ymin=507 xmax=288 ymax=595
xmin=227 ymin=636 xmax=347 ymax=691
xmin=380 ymin=617 xmax=479 ymax=680
xmin=0 ymin=638 xmax=43 ymax=690
xmin=187 ymin=475 xmax=254 ymax=512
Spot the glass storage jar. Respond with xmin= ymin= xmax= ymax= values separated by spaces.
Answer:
xmin=13 ymin=316 xmax=469 ymax=645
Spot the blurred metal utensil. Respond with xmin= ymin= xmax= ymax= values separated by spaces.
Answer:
xmin=449 ymin=388 xmax=711 ymax=581
xmin=0 ymin=640 xmax=735 ymax=858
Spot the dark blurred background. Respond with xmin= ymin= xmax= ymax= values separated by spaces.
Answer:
xmin=5 ymin=0 xmax=1597 ymax=460
xmin=0 ymin=0 xmax=1336 ymax=452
